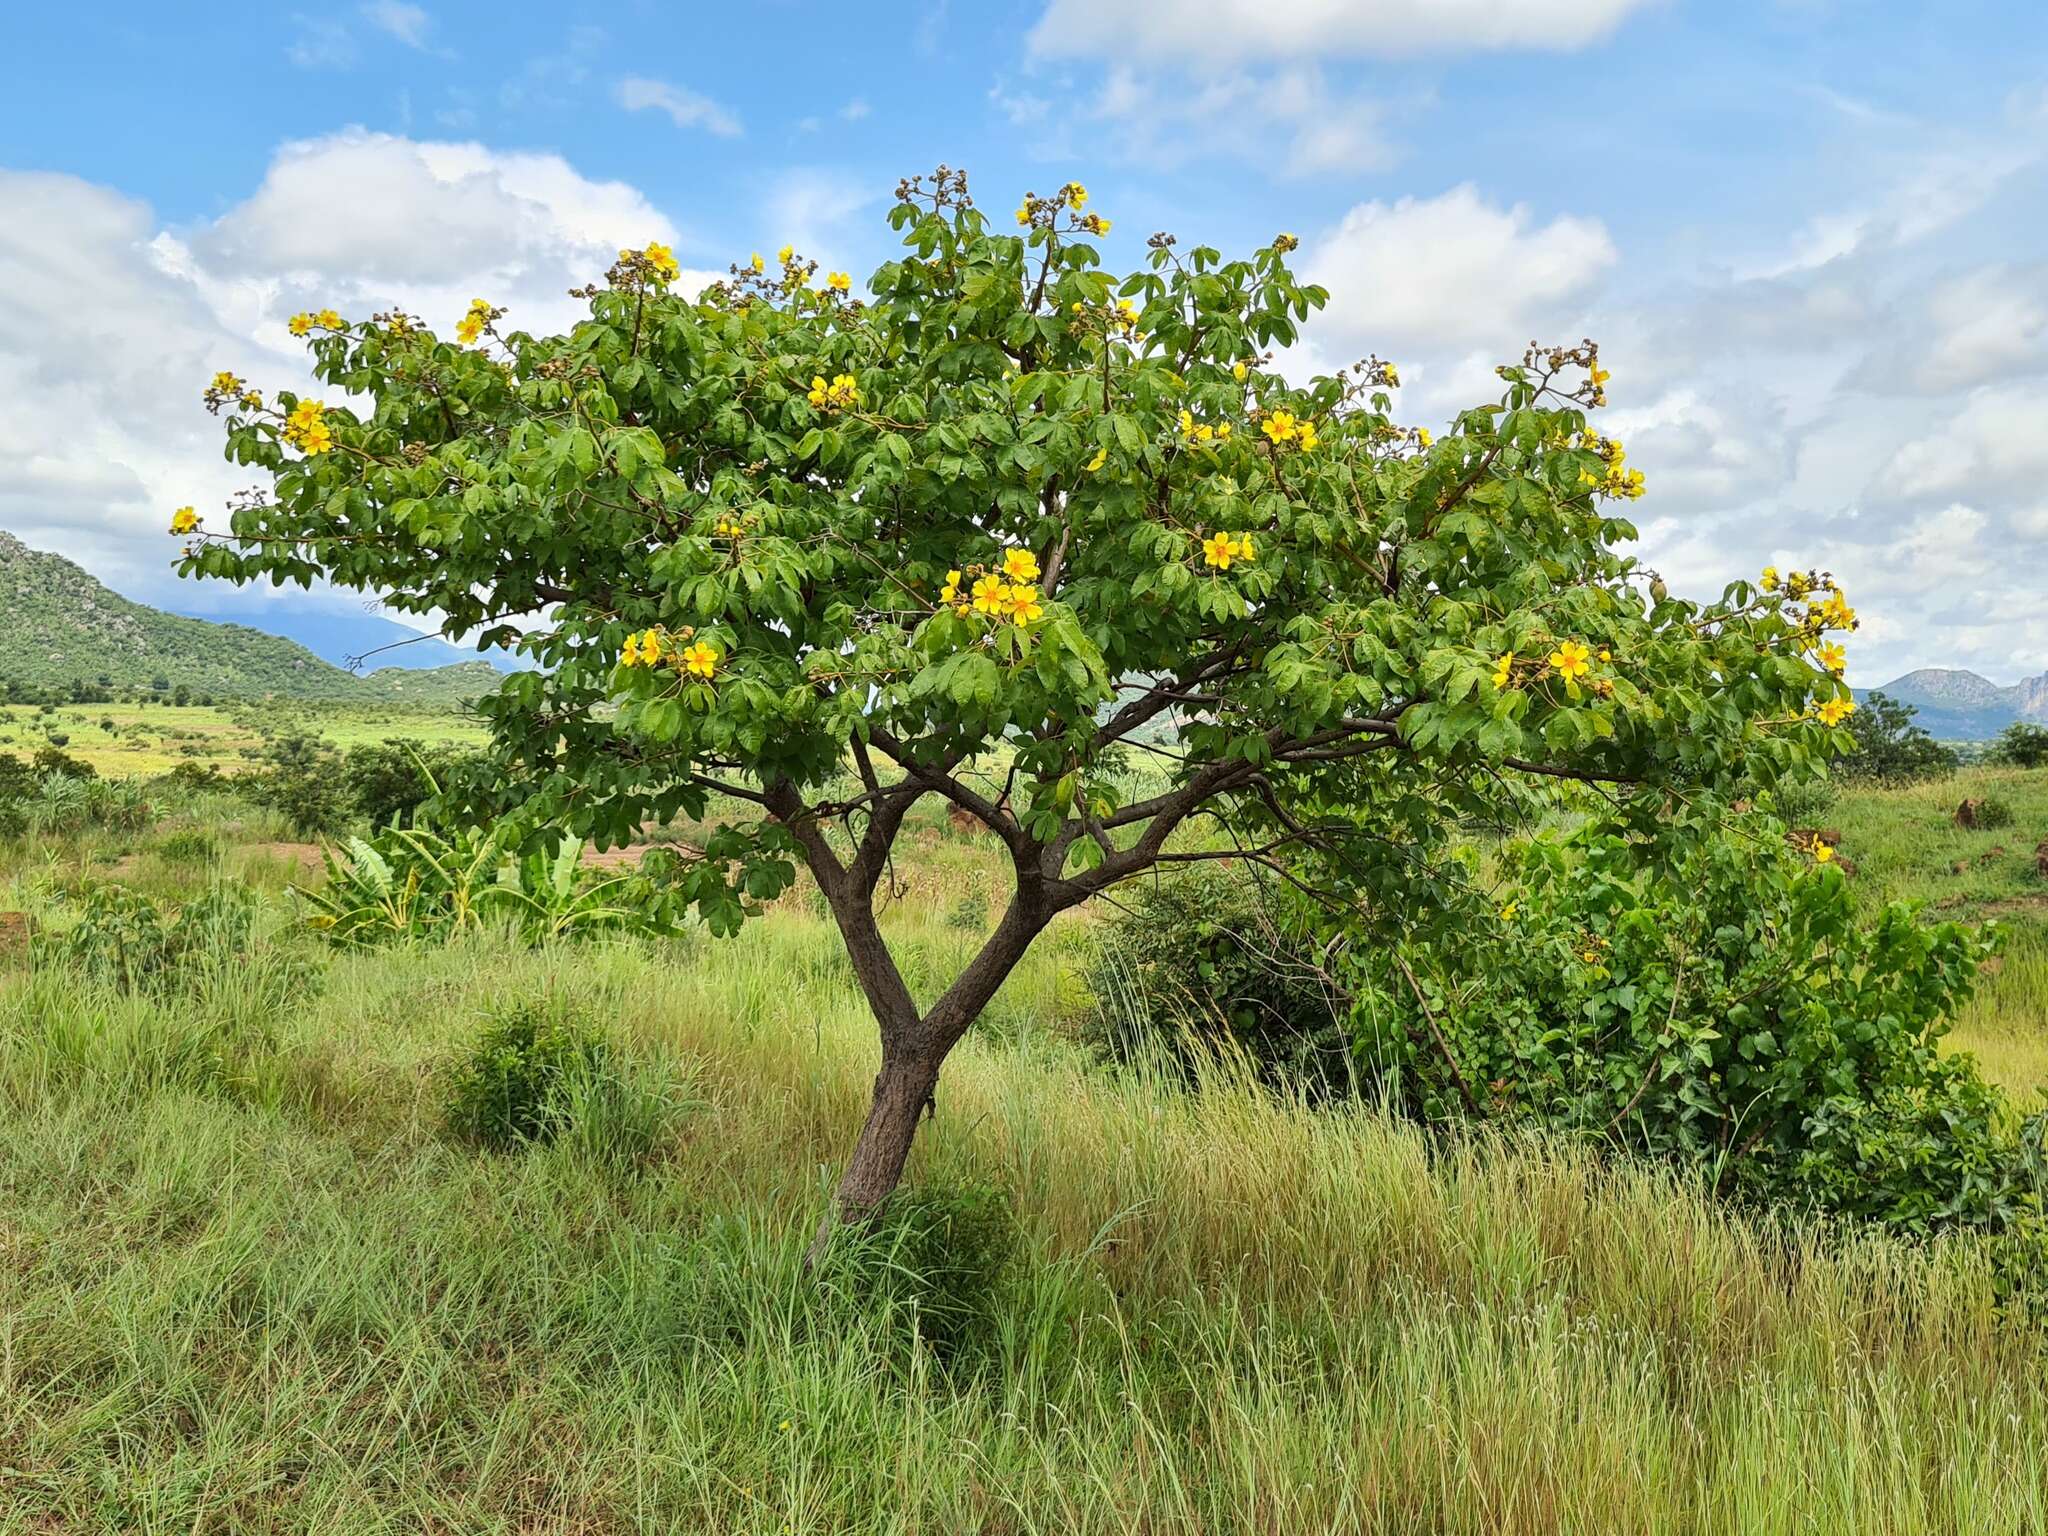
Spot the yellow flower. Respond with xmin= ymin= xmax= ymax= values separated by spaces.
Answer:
xmin=1296 ymin=422 xmax=1319 ymax=452
xmin=1492 ymin=651 xmax=1515 ymax=689
xmin=938 ymin=569 xmax=963 ymax=607
xmin=1114 ymin=298 xmax=1139 ymax=330
xmin=1080 ymin=213 xmax=1111 ymax=235
xmin=1417 ymin=427 xmax=1432 ymax=448
xmin=750 ymin=252 xmax=764 ymax=273
xmin=1499 ymin=901 xmax=1518 ymax=920
xmin=777 ymin=244 xmax=794 ymax=265
xmin=1816 ymin=641 xmax=1846 ymax=675
xmin=1816 ymin=696 xmax=1855 ymax=726
xmin=1201 ymin=532 xmax=1237 ymax=569
xmin=210 ymin=371 xmax=242 ymax=394
xmin=1597 ymin=647 xmax=1612 ymax=663
xmin=287 ymin=313 xmax=313 ymax=336
xmin=1591 ymin=365 xmax=1611 ymax=387
xmin=1231 ymin=533 xmax=1256 ymax=563
xmin=1015 ymin=202 xmax=1032 ymax=227
xmin=1232 ymin=361 xmax=1248 ymax=382
xmin=1085 ymin=446 xmax=1107 ymax=472
xmin=622 ymin=629 xmax=662 ymax=667
xmin=238 ymin=391 xmax=263 ymax=410
xmin=827 ymin=271 xmax=851 ymax=292
xmin=297 ymin=422 xmax=333 ymax=455
xmin=680 ymin=640 xmax=720 ymax=679
xmin=170 ymin=507 xmax=199 ymax=535
xmin=1813 ymin=838 xmax=1835 ymax=863
xmin=1549 ymin=640 xmax=1593 ymax=681
xmin=1384 ymin=362 xmax=1400 ymax=387
xmin=1760 ymin=565 xmax=1780 ymax=592
xmin=1261 ymin=409 xmax=1298 ymax=444
xmin=454 ymin=316 xmax=483 ymax=344
xmin=314 ymin=308 xmax=342 ymax=329
xmin=808 ymin=374 xmax=829 ymax=406
xmin=970 ymin=574 xmax=1010 ymax=615
xmin=1066 ymin=182 xmax=1087 ymax=209
xmin=1215 ymin=422 xmax=1231 ymax=440
xmin=1817 ymin=592 xmax=1856 ymax=630
xmin=1179 ymin=409 xmax=1195 ymax=438
xmin=1005 ymin=583 xmax=1044 ymax=624
xmin=643 ymin=241 xmax=680 ymax=281
xmin=1002 ymin=547 xmax=1040 ymax=583
xmin=1194 ymin=423 xmax=1215 ymax=443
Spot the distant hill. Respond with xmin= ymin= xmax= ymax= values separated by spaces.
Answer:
xmin=1860 ymin=667 xmax=2048 ymax=740
xmin=0 ymin=530 xmax=503 ymax=705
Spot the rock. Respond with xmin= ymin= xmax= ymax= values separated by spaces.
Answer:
xmin=1956 ymin=799 xmax=1982 ymax=829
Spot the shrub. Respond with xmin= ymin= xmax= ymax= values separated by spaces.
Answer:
xmin=22 ymin=774 xmax=150 ymax=837
xmin=442 ymin=997 xmax=681 ymax=1165
xmin=817 ymin=1181 xmax=1022 ymax=1367
xmin=157 ymin=826 xmax=220 ymax=865
xmin=1087 ymin=872 xmax=1352 ymax=1097
xmin=298 ymin=823 xmax=682 ymax=946
xmin=1972 ymin=796 xmax=2015 ymax=830
xmin=1838 ymin=692 xmax=1957 ymax=784
xmin=241 ymin=733 xmax=349 ymax=837
xmin=37 ymin=884 xmax=275 ymax=998
xmin=1343 ymin=819 xmax=2032 ymax=1235
xmin=336 ymin=738 xmax=489 ymax=828
xmin=1991 ymin=721 xmax=2048 ymax=769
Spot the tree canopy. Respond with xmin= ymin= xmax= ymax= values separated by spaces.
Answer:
xmin=181 ymin=167 xmax=1857 ymax=1219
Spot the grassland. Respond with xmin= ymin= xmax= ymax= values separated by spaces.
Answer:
xmin=1 ymin=768 xmax=2046 ymax=1532
xmin=0 ymin=701 xmax=489 ymax=779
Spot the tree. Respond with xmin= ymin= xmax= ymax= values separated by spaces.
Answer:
xmin=1991 ymin=721 xmax=2048 ymax=769
xmin=1837 ymin=690 xmax=1957 ymax=784
xmin=181 ymin=169 xmax=1849 ymax=1229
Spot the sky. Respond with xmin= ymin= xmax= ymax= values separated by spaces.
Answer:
xmin=2 ymin=0 xmax=2045 ymax=684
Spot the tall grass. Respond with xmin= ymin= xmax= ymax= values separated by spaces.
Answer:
xmin=4 ymin=895 xmax=2047 ymax=1532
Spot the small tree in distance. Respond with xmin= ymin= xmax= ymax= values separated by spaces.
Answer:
xmin=1992 ymin=721 xmax=2048 ymax=769
xmin=181 ymin=168 xmax=1851 ymax=1231
xmin=1837 ymin=690 xmax=1957 ymax=784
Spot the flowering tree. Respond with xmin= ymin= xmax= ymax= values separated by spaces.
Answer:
xmin=180 ymin=168 xmax=1856 ymax=1223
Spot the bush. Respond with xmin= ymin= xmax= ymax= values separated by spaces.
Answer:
xmin=817 ymin=1181 xmax=1023 ymax=1368
xmin=36 ymin=884 xmax=292 ymax=1000
xmin=1087 ymin=872 xmax=1352 ymax=1097
xmin=21 ymin=774 xmax=150 ymax=837
xmin=299 ymin=822 xmax=683 ymax=946
xmin=442 ymin=998 xmax=681 ymax=1165
xmin=157 ymin=826 xmax=220 ymax=865
xmin=1991 ymin=722 xmax=2048 ymax=769
xmin=1972 ymin=796 xmax=2016 ymax=830
xmin=241 ymin=733 xmax=349 ymax=837
xmin=1837 ymin=692 xmax=1958 ymax=785
xmin=337 ymin=738 xmax=488 ymax=828
xmin=1343 ymin=819 xmax=2033 ymax=1235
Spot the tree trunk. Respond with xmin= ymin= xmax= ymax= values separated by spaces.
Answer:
xmin=805 ymin=890 xmax=1054 ymax=1264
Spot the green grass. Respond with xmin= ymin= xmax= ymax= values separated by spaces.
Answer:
xmin=0 ymin=702 xmax=489 ymax=779
xmin=1832 ymin=765 xmax=2048 ymax=1098
xmin=5 ymin=798 xmax=2048 ymax=1531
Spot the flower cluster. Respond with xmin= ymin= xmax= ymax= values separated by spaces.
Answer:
xmin=454 ymin=298 xmax=496 ymax=346
xmin=1765 ymin=567 xmax=1859 ymax=645
xmin=1200 ymin=532 xmax=1256 ymax=570
xmin=1178 ymin=409 xmax=1233 ymax=445
xmin=807 ymin=372 xmax=862 ymax=411
xmin=1016 ymin=182 xmax=1091 ymax=229
xmin=939 ymin=548 xmax=1044 ymax=625
xmin=1259 ymin=409 xmax=1318 ymax=451
xmin=283 ymin=398 xmax=333 ymax=456
xmin=286 ymin=308 xmax=343 ymax=338
xmin=1578 ymin=433 xmax=1645 ymax=499
xmin=616 ymin=241 xmax=682 ymax=285
xmin=621 ymin=627 xmax=721 ymax=679
xmin=711 ymin=513 xmax=747 ymax=538
xmin=1071 ymin=296 xmax=1140 ymax=335
xmin=202 ymin=371 xmax=262 ymax=413
xmin=1814 ymin=696 xmax=1856 ymax=727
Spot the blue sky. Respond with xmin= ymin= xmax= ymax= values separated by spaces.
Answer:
xmin=3 ymin=0 xmax=2045 ymax=681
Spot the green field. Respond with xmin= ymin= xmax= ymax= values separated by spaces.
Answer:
xmin=0 ymin=702 xmax=490 ymax=779
xmin=1 ymin=766 xmax=2046 ymax=1531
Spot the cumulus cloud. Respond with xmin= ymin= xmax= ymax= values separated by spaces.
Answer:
xmin=1848 ymin=263 xmax=2048 ymax=395
xmin=0 ymin=135 xmax=721 ymax=631
xmin=1304 ymin=184 xmax=1616 ymax=354
xmin=1089 ymin=65 xmax=1394 ymax=176
xmin=615 ymin=76 xmax=743 ymax=138
xmin=1030 ymin=0 xmax=1656 ymax=62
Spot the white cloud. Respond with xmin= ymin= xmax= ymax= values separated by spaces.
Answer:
xmin=286 ymin=15 xmax=357 ymax=69
xmin=1087 ymin=66 xmax=1394 ymax=176
xmin=0 ymin=136 xmax=721 ymax=631
xmin=1030 ymin=0 xmax=1655 ymax=62
xmin=1850 ymin=263 xmax=2048 ymax=395
xmin=1875 ymin=383 xmax=2048 ymax=503
xmin=361 ymin=0 xmax=430 ymax=47
xmin=1303 ymin=184 xmax=1615 ymax=352
xmin=615 ymin=76 xmax=743 ymax=138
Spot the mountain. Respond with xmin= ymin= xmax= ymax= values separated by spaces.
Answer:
xmin=168 ymin=605 xmax=497 ymax=672
xmin=0 ymin=530 xmax=504 ymax=705
xmin=1860 ymin=667 xmax=2048 ymax=740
